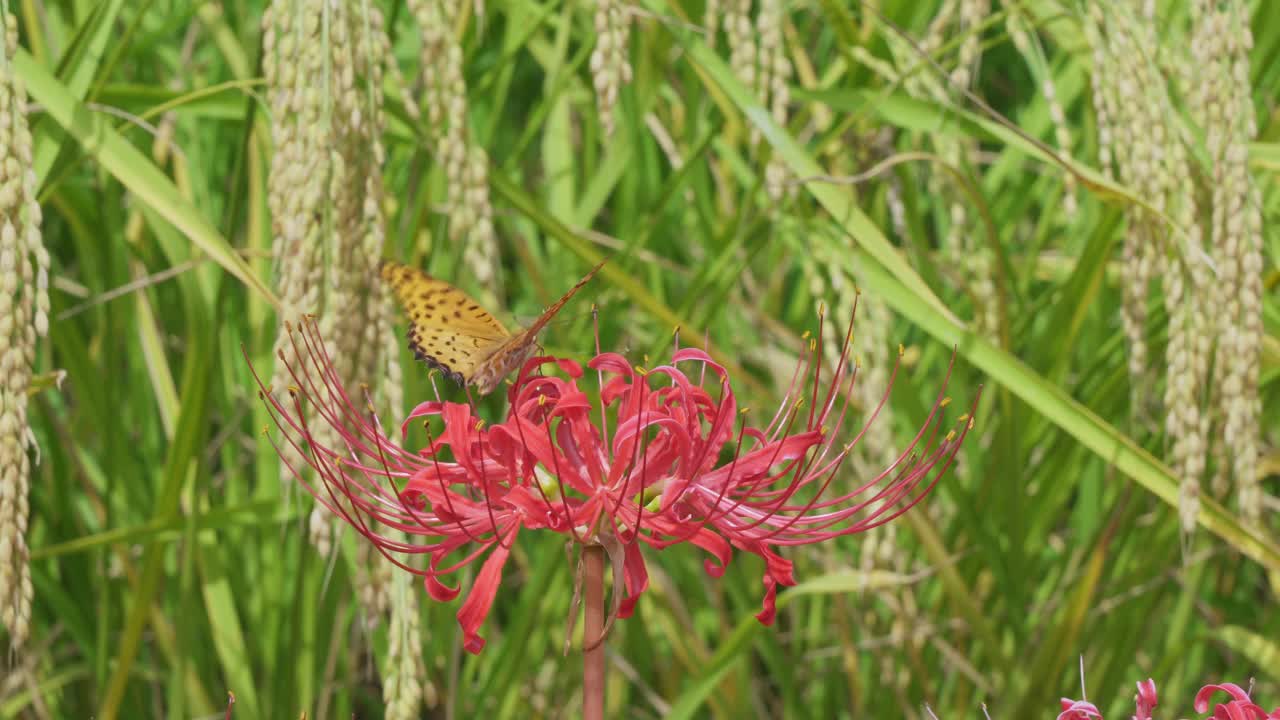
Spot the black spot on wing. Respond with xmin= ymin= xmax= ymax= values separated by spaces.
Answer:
xmin=408 ymin=340 xmax=467 ymax=388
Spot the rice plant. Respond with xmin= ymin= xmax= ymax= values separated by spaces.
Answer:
xmin=3 ymin=1 xmax=1277 ymax=718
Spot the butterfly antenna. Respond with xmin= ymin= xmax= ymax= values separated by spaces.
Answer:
xmin=525 ymin=260 xmax=609 ymax=338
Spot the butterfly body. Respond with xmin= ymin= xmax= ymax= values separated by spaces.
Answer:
xmin=380 ymin=260 xmax=603 ymax=394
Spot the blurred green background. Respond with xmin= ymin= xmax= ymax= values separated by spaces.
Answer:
xmin=3 ymin=0 xmax=1278 ymax=718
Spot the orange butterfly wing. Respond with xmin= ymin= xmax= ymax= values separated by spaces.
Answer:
xmin=379 ymin=261 xmax=512 ymax=387
xmin=381 ymin=259 xmax=605 ymax=394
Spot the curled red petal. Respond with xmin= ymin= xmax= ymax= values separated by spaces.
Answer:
xmin=755 ymin=574 xmax=779 ymax=625
xmin=647 ymin=515 xmax=733 ymax=576
xmin=511 ymin=356 xmax=582 ymax=403
xmin=1133 ymin=678 xmax=1157 ymax=720
xmin=1213 ymin=704 xmax=1269 ymax=720
xmin=639 ymin=512 xmax=733 ymax=577
xmin=525 ymin=355 xmax=582 ymax=379
xmin=733 ymin=538 xmax=795 ymax=625
xmin=401 ymin=400 xmax=447 ymax=437
xmin=1056 ymin=700 xmax=1103 ymax=720
xmin=547 ymin=388 xmax=594 ymax=414
xmin=458 ymin=526 xmax=519 ymax=655
xmin=513 ymin=374 xmax=572 ymax=414
xmin=617 ymin=541 xmax=650 ymax=618
xmin=425 ymin=574 xmax=460 ymax=602
xmin=401 ymin=464 xmax=469 ymax=510
xmin=587 ymin=352 xmax=633 ymax=375
xmin=599 ymin=375 xmax=633 ymax=406
xmin=505 ymin=485 xmax=570 ymax=531
xmin=1198 ymin=684 xmax=1257 ymax=713
xmin=686 ymin=430 xmax=823 ymax=499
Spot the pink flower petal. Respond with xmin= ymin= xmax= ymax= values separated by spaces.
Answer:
xmin=1133 ymin=678 xmax=1157 ymax=720
xmin=401 ymin=400 xmax=447 ymax=437
xmin=1057 ymin=699 xmax=1103 ymax=720
xmin=457 ymin=526 xmax=519 ymax=654
xmin=1198 ymin=684 xmax=1257 ymax=713
xmin=618 ymin=541 xmax=650 ymax=618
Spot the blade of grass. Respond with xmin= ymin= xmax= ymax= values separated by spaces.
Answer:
xmin=645 ymin=3 xmax=1280 ymax=571
xmin=15 ymin=48 xmax=278 ymax=306
xmin=1217 ymin=626 xmax=1280 ymax=682
xmin=647 ymin=4 xmax=955 ymax=323
xmin=847 ymin=246 xmax=1280 ymax=571
xmin=488 ymin=168 xmax=766 ymax=396
xmin=30 ymin=0 xmax=125 ymax=181
xmin=665 ymin=568 xmax=938 ymax=720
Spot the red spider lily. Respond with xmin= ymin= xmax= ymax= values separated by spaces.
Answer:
xmin=1059 ymin=698 xmax=1104 ymax=720
xmin=1195 ymin=683 xmax=1280 ymax=720
xmin=1134 ymin=679 xmax=1158 ymax=720
xmin=249 ymin=312 xmax=977 ymax=654
xmin=1059 ymin=678 xmax=1279 ymax=720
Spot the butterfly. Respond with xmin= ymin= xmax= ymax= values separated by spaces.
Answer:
xmin=380 ymin=259 xmax=605 ymax=395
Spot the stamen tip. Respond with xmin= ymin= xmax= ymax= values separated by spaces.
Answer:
xmin=898 ymin=343 xmax=905 ymax=357
xmin=940 ymin=397 xmax=952 ymax=408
